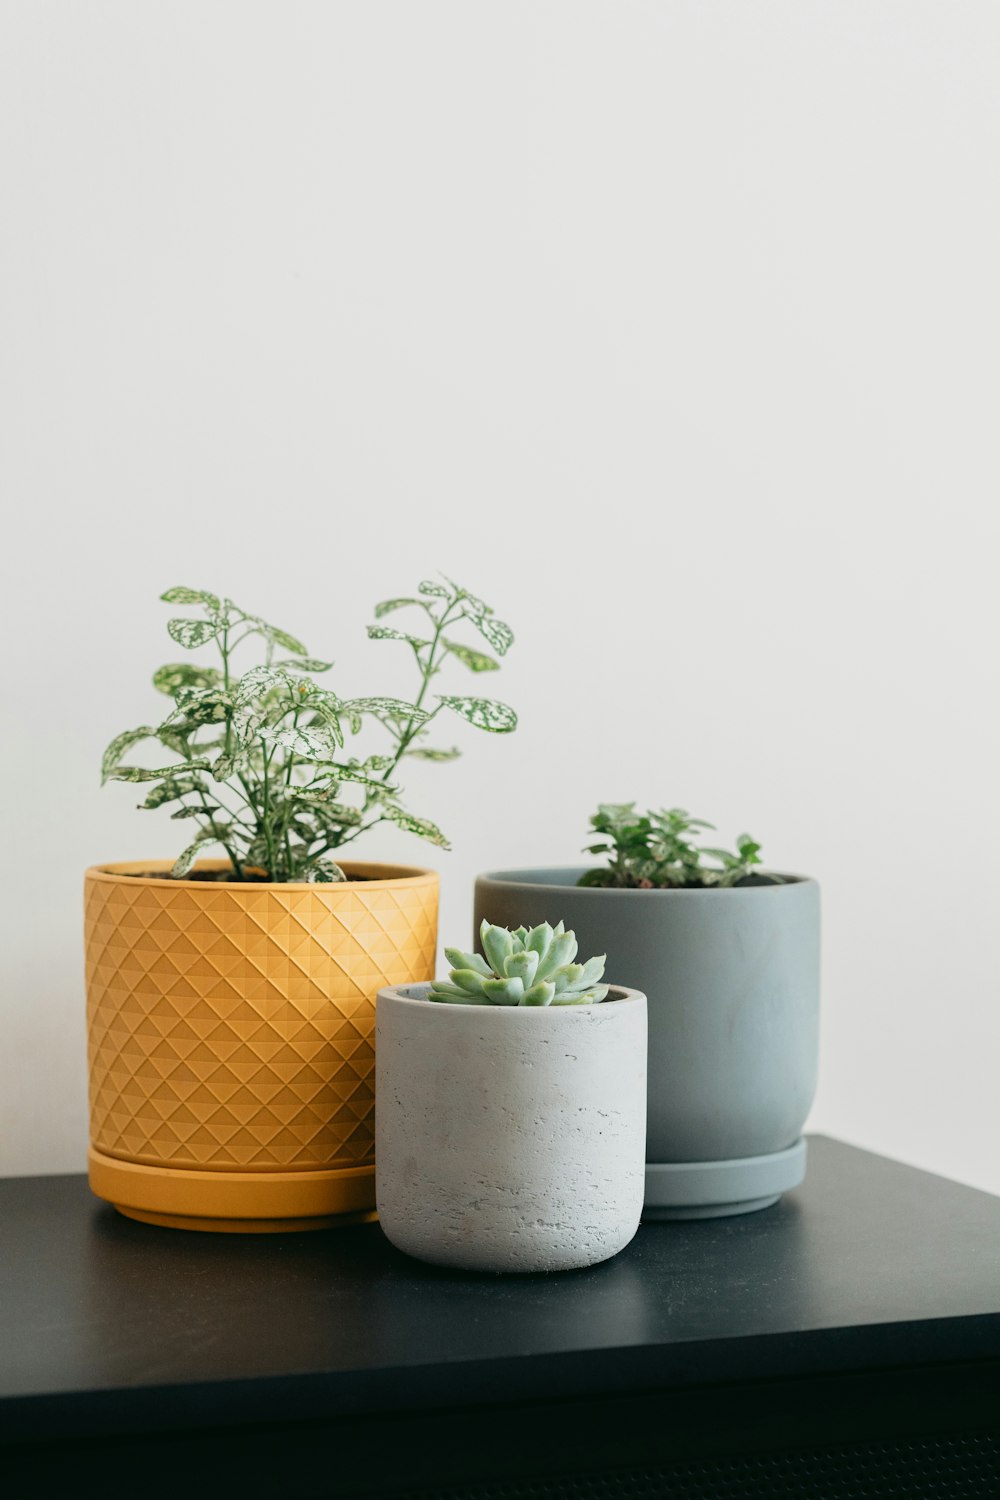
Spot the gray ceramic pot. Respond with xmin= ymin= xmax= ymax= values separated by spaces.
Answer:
xmin=473 ymin=868 xmax=820 ymax=1219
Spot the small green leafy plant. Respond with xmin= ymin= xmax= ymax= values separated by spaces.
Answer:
xmin=430 ymin=921 xmax=609 ymax=1006
xmin=579 ymin=804 xmax=778 ymax=889
xmin=101 ymin=579 xmax=516 ymax=882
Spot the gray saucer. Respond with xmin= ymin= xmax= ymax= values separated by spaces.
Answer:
xmin=643 ymin=1138 xmax=807 ymax=1220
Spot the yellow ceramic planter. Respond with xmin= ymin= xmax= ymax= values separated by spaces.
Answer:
xmin=84 ymin=859 xmax=438 ymax=1231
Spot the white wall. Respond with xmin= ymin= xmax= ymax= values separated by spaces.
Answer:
xmin=2 ymin=1 xmax=999 ymax=1191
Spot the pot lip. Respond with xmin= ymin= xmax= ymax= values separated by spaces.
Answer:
xmin=476 ymin=866 xmax=817 ymax=894
xmin=85 ymin=858 xmax=439 ymax=890
xmin=378 ymin=981 xmax=644 ymax=1010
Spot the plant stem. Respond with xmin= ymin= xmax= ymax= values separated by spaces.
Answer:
xmin=261 ymin=745 xmax=278 ymax=879
xmin=373 ymin=598 xmax=458 ymax=795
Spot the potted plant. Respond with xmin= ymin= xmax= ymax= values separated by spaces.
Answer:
xmin=475 ymin=806 xmax=819 ymax=1220
xmin=86 ymin=578 xmax=517 ymax=1232
xmin=376 ymin=921 xmax=647 ymax=1272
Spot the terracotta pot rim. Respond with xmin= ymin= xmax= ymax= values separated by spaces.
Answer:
xmin=86 ymin=858 xmax=439 ymax=890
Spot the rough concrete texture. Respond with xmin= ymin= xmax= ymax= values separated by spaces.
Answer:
xmin=376 ymin=985 xmax=647 ymax=1273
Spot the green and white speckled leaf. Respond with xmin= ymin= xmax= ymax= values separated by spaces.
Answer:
xmin=292 ymin=793 xmax=363 ymax=824
xmin=418 ymin=580 xmax=452 ymax=599
xmin=470 ymin=613 xmax=514 ymax=657
xmin=162 ymin=687 xmax=233 ymax=727
xmin=359 ymin=753 xmax=395 ymax=772
xmin=269 ymin=625 xmax=308 ymax=655
xmin=101 ymin=726 xmax=157 ymax=784
xmin=108 ymin=761 xmax=211 ymax=784
xmin=437 ymin=695 xmax=517 ymax=733
xmin=160 ymin=587 xmax=221 ymax=610
xmin=381 ymin=804 xmax=450 ymax=848
xmin=240 ymin=615 xmax=309 ymax=656
xmin=342 ymin=697 xmax=429 ymax=723
xmin=171 ymin=830 xmax=221 ymax=878
xmin=170 ymin=804 xmax=218 ymax=820
xmin=367 ymin=625 xmax=431 ymax=649
xmin=303 ymin=689 xmax=345 ymax=747
xmin=139 ymin=776 xmax=207 ymax=809
xmin=325 ymin=763 xmax=398 ymax=792
xmin=258 ymin=722 xmax=340 ymax=759
xmin=210 ymin=751 xmax=250 ymax=782
xmin=235 ymin=666 xmax=294 ymax=704
xmin=228 ymin=708 xmax=265 ymax=748
xmin=167 ymin=616 xmax=222 ymax=650
xmin=445 ymin=579 xmax=489 ymax=619
xmin=442 ymin=639 xmax=499 ymax=673
xmin=374 ymin=597 xmax=422 ymax=618
xmin=307 ymin=859 xmax=347 ymax=883
xmin=277 ymin=658 xmax=334 ymax=673
xmin=406 ymin=745 xmax=461 ymax=761
xmin=156 ymin=726 xmax=195 ymax=756
xmin=152 ymin=663 xmax=223 ymax=697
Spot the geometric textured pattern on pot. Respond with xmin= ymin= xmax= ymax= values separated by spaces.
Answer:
xmin=85 ymin=862 xmax=438 ymax=1173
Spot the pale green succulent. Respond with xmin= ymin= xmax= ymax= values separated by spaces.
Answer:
xmin=430 ymin=920 xmax=610 ymax=1007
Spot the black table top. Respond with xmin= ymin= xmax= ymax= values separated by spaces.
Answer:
xmin=2 ymin=1136 xmax=1000 ymax=1444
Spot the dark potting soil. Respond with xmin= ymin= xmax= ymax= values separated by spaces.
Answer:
xmin=579 ymin=873 xmax=786 ymax=891
xmin=120 ymin=869 xmax=373 ymax=884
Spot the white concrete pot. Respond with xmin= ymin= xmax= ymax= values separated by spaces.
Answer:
xmin=375 ymin=983 xmax=647 ymax=1273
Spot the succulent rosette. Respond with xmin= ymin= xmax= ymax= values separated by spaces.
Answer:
xmin=431 ymin=920 xmax=609 ymax=1007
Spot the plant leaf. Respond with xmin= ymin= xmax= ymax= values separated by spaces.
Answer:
xmin=153 ymin=663 xmax=223 ymax=697
xmin=138 ymin=776 xmax=207 ymax=809
xmin=471 ymin=614 xmax=514 ymax=657
xmin=235 ymin=665 xmax=295 ymax=703
xmin=374 ymin=597 xmax=423 ymax=618
xmin=292 ymin=794 xmax=364 ymax=825
xmin=107 ymin=761 xmax=211 ymax=783
xmin=443 ymin=639 xmax=499 ymax=673
xmin=171 ymin=830 xmax=220 ymax=878
xmin=447 ymin=580 xmax=489 ymax=619
xmin=481 ymin=923 xmax=514 ymax=974
xmin=342 ymin=697 xmax=429 ymax=722
xmin=269 ymin=626 xmax=308 ymax=655
xmin=210 ymin=751 xmax=250 ymax=782
xmin=160 ymin=686 xmax=233 ymax=728
xmin=160 ymin=587 xmax=221 ymax=610
xmin=229 ymin=708 xmax=265 ymax=748
xmin=315 ymin=762 xmax=397 ymax=792
xmin=418 ymin=580 xmax=453 ymax=599
xmin=551 ymin=987 xmax=608 ymax=1006
xmin=101 ymin=726 xmax=157 ymax=784
xmin=367 ymin=625 xmax=431 ymax=649
xmin=482 ymin=976 xmax=524 ymax=1005
xmin=444 ymin=948 xmax=491 ymax=976
xmin=170 ymin=804 xmax=218 ymax=820
xmin=167 ymin=617 xmax=222 ymax=650
xmin=307 ymin=858 xmax=347 ymax=883
xmin=381 ymin=805 xmax=450 ymax=848
xmin=406 ymin=746 xmax=461 ymax=761
xmin=437 ymin=695 xmax=517 ymax=733
xmin=241 ymin=615 xmax=309 ymax=656
xmin=258 ymin=722 xmax=341 ymax=759
xmin=277 ymin=658 xmax=334 ymax=673
xmin=302 ymin=694 xmax=346 ymax=748
xmin=521 ymin=981 xmax=556 ymax=1007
